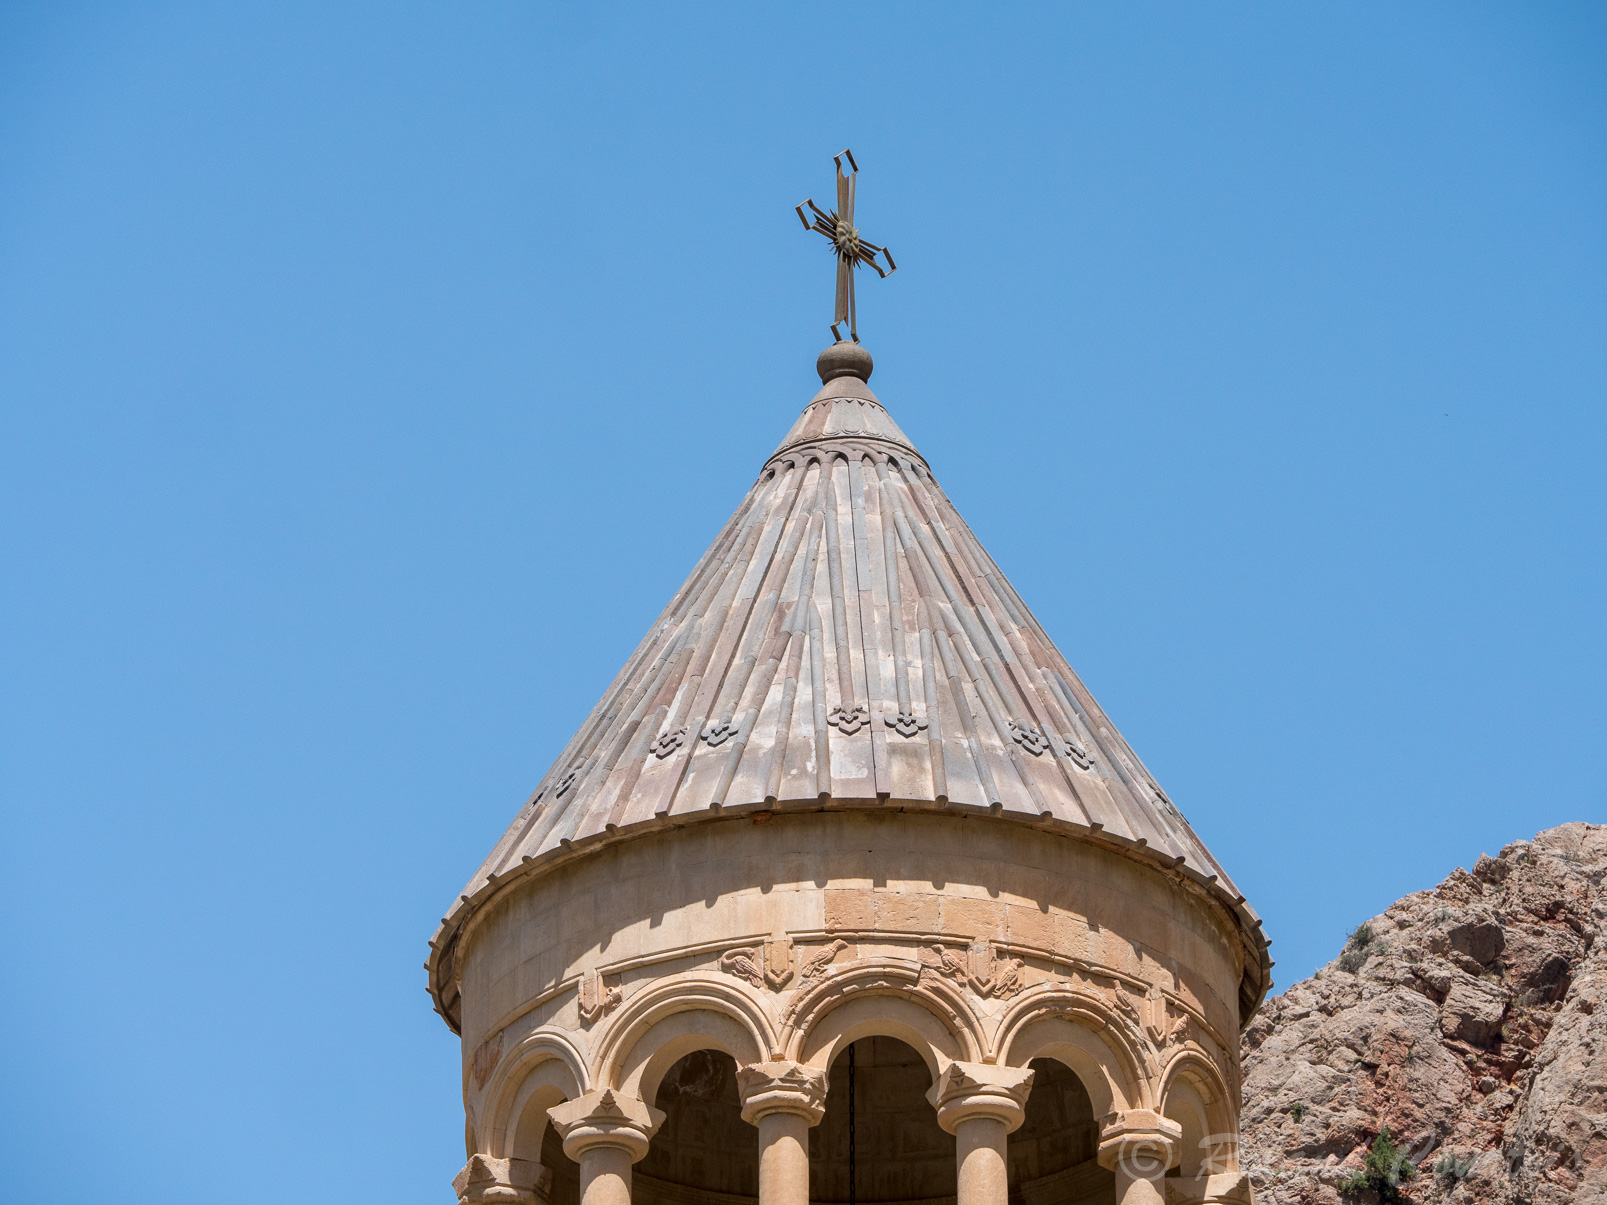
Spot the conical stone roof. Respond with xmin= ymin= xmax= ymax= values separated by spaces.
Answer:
xmin=427 ymin=341 xmax=1272 ymax=1030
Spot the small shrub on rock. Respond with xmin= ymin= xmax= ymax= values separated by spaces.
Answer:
xmin=1339 ymin=1128 xmax=1416 ymax=1202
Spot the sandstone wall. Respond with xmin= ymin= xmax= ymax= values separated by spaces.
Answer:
xmin=455 ymin=810 xmax=1246 ymax=1076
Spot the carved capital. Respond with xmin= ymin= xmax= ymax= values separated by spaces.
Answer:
xmin=547 ymin=1088 xmax=665 ymax=1164
xmin=736 ymin=1060 xmax=830 ymax=1126
xmin=452 ymin=1155 xmax=549 ymax=1205
xmin=925 ymin=1061 xmax=1035 ymax=1134
xmin=1097 ymin=1109 xmax=1182 ymax=1177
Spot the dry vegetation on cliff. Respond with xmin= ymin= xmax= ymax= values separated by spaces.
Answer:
xmin=1240 ymin=822 xmax=1607 ymax=1204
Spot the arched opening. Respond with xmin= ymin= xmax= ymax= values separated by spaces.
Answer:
xmin=1009 ymin=1058 xmax=1113 ymax=1205
xmin=635 ymin=1048 xmax=759 ymax=1205
xmin=811 ymin=1036 xmax=951 ymax=1204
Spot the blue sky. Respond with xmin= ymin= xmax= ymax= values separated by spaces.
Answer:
xmin=2 ymin=4 xmax=1603 ymax=1203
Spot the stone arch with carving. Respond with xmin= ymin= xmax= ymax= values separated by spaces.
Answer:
xmin=595 ymin=975 xmax=775 ymax=1102
xmin=780 ymin=956 xmax=984 ymax=1075
xmin=481 ymin=1033 xmax=589 ymax=1161
xmin=993 ymin=985 xmax=1155 ymax=1118
xmin=1158 ymin=1049 xmax=1237 ymax=1176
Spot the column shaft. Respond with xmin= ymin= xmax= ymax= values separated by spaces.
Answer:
xmin=954 ymin=1115 xmax=1010 ymax=1205
xmin=576 ymin=1145 xmax=634 ymax=1205
xmin=1113 ymin=1167 xmax=1166 ymax=1205
xmin=756 ymin=1110 xmax=811 ymax=1205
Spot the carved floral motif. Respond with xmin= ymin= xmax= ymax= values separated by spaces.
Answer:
xmin=700 ymin=719 xmax=739 ymax=747
xmin=651 ymin=728 xmax=686 ymax=759
xmin=1009 ymin=721 xmax=1050 ymax=756
xmin=828 ymin=704 xmax=869 ymax=735
xmin=1060 ymin=735 xmax=1094 ymax=769
xmin=885 ymin=710 xmax=928 ymax=738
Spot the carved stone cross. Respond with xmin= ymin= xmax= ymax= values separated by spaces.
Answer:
xmin=797 ymin=149 xmax=897 ymax=343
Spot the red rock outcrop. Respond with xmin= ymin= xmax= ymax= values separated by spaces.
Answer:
xmin=1240 ymin=822 xmax=1607 ymax=1204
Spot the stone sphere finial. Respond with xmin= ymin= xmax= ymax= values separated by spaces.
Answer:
xmin=817 ymin=341 xmax=874 ymax=384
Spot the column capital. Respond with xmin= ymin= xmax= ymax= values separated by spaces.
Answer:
xmin=548 ymin=1088 xmax=665 ymax=1164
xmin=1096 ymin=1109 xmax=1182 ymax=1176
xmin=736 ymin=1061 xmax=830 ymax=1126
xmin=925 ymin=1061 xmax=1035 ymax=1134
xmin=453 ymin=1155 xmax=550 ymax=1205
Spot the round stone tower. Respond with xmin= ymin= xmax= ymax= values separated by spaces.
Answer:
xmin=429 ymin=342 xmax=1271 ymax=1205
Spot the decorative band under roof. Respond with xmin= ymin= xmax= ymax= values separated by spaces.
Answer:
xmin=766 ymin=433 xmax=926 ymax=468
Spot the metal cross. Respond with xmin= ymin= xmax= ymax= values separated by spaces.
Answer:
xmin=796 ymin=149 xmax=897 ymax=344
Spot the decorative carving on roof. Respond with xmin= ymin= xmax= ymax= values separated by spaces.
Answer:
xmin=1060 ymin=735 xmax=1094 ymax=769
xmin=1009 ymin=721 xmax=1051 ymax=756
xmin=700 ymin=718 xmax=740 ymax=748
xmin=885 ymin=709 xmax=928 ymax=738
xmin=827 ymin=703 xmax=869 ymax=735
xmin=650 ymin=728 xmax=686 ymax=759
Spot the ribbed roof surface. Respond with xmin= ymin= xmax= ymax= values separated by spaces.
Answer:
xmin=427 ymin=343 xmax=1271 ymax=1029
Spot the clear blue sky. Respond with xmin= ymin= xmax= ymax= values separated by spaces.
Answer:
xmin=2 ymin=4 xmax=1602 ymax=1202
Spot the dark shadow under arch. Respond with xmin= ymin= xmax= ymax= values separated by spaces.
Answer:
xmin=1010 ymin=1058 xmax=1113 ymax=1205
xmin=637 ymin=1049 xmax=759 ymax=1205
xmin=539 ymin=1123 xmax=579 ymax=1205
xmin=812 ymin=1036 xmax=951 ymax=1204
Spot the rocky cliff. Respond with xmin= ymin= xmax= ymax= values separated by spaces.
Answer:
xmin=1239 ymin=822 xmax=1607 ymax=1204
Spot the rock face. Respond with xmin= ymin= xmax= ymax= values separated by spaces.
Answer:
xmin=1240 ymin=823 xmax=1607 ymax=1204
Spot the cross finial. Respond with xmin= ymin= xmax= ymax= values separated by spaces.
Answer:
xmin=796 ymin=150 xmax=897 ymax=344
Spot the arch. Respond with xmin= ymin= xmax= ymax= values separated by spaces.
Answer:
xmin=994 ymin=985 xmax=1155 ymax=1118
xmin=1163 ymin=1078 xmax=1211 ymax=1178
xmin=595 ymin=975 xmax=774 ymax=1102
xmin=781 ymin=957 xmax=983 ymax=1075
xmin=1159 ymin=1050 xmax=1237 ymax=1176
xmin=481 ymin=1032 xmax=588 ymax=1160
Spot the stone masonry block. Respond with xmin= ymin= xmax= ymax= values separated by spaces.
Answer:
xmin=942 ymin=895 xmax=1005 ymax=940
xmin=1007 ymin=904 xmax=1055 ymax=951
xmin=825 ymin=888 xmax=873 ymax=931
xmin=874 ymin=889 xmax=940 ymax=933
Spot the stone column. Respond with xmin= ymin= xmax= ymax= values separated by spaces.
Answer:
xmin=1097 ymin=1110 xmax=1182 ymax=1205
xmin=736 ymin=1061 xmax=830 ymax=1205
xmin=926 ymin=1062 xmax=1036 ymax=1205
xmin=547 ymin=1089 xmax=665 ymax=1205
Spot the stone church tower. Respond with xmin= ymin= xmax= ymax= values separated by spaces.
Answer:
xmin=428 ymin=337 xmax=1271 ymax=1205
